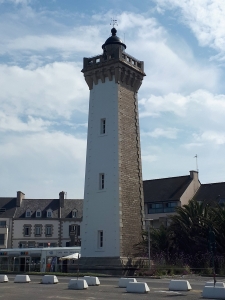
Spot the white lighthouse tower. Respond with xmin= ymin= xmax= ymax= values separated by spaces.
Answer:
xmin=81 ymin=27 xmax=145 ymax=265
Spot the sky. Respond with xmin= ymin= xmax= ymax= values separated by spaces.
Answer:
xmin=0 ymin=0 xmax=225 ymax=199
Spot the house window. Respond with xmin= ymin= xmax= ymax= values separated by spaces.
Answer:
xmin=98 ymin=230 xmax=103 ymax=248
xmin=26 ymin=209 xmax=31 ymax=217
xmin=148 ymin=203 xmax=163 ymax=214
xmin=24 ymin=226 xmax=31 ymax=236
xmin=38 ymin=242 xmax=49 ymax=248
xmin=28 ymin=241 xmax=35 ymax=248
xmin=164 ymin=202 xmax=178 ymax=213
xmin=148 ymin=202 xmax=178 ymax=214
xmin=47 ymin=210 xmax=52 ymax=218
xmin=19 ymin=241 xmax=27 ymax=248
xmin=100 ymin=118 xmax=106 ymax=134
xmin=34 ymin=225 xmax=42 ymax=236
xmin=69 ymin=225 xmax=80 ymax=236
xmin=99 ymin=173 xmax=105 ymax=190
xmin=36 ymin=210 xmax=42 ymax=218
xmin=45 ymin=225 xmax=52 ymax=236
xmin=0 ymin=221 xmax=6 ymax=228
xmin=72 ymin=210 xmax=77 ymax=218
xmin=0 ymin=234 xmax=5 ymax=245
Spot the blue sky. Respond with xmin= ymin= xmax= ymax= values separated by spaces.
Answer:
xmin=1 ymin=0 xmax=225 ymax=198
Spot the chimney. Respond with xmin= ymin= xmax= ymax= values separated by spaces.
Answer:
xmin=17 ymin=191 xmax=25 ymax=207
xmin=190 ymin=170 xmax=200 ymax=193
xmin=190 ymin=170 xmax=198 ymax=180
xmin=59 ymin=191 xmax=66 ymax=208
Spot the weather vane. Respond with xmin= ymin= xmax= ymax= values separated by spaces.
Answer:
xmin=110 ymin=18 xmax=118 ymax=28
xmin=194 ymin=154 xmax=199 ymax=172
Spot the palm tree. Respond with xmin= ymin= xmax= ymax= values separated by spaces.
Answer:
xmin=211 ymin=205 xmax=225 ymax=255
xmin=169 ymin=200 xmax=212 ymax=257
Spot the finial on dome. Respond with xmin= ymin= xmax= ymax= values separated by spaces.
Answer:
xmin=111 ymin=27 xmax=117 ymax=36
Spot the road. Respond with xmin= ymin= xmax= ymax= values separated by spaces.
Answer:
xmin=0 ymin=274 xmax=222 ymax=300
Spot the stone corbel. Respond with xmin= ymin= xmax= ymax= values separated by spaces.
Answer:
xmin=107 ymin=68 xmax=113 ymax=81
xmin=93 ymin=72 xmax=98 ymax=85
xmin=130 ymin=73 xmax=136 ymax=87
xmin=125 ymin=70 xmax=131 ymax=86
xmin=100 ymin=69 xmax=105 ymax=83
xmin=115 ymin=66 xmax=122 ymax=83
xmin=85 ymin=75 xmax=93 ymax=90
xmin=120 ymin=68 xmax=125 ymax=82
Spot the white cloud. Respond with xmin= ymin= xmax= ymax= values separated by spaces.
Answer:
xmin=194 ymin=131 xmax=225 ymax=145
xmin=0 ymin=131 xmax=86 ymax=198
xmin=142 ymin=127 xmax=179 ymax=139
xmin=155 ymin=0 xmax=225 ymax=59
xmin=140 ymin=89 xmax=225 ymax=128
xmin=0 ymin=62 xmax=88 ymax=119
xmin=0 ymin=113 xmax=52 ymax=132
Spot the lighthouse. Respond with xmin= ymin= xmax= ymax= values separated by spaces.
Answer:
xmin=81 ymin=27 xmax=145 ymax=264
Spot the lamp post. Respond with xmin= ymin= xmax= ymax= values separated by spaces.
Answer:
xmin=145 ymin=219 xmax=153 ymax=269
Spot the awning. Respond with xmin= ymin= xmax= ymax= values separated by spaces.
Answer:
xmin=59 ymin=253 xmax=81 ymax=261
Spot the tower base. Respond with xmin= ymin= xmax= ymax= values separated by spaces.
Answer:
xmin=68 ymin=257 xmax=146 ymax=276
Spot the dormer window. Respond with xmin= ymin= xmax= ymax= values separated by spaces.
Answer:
xmin=36 ymin=209 xmax=42 ymax=218
xmin=72 ymin=210 xmax=77 ymax=218
xmin=26 ymin=209 xmax=31 ymax=218
xmin=47 ymin=209 xmax=52 ymax=218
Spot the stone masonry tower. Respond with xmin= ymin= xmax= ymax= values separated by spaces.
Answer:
xmin=81 ymin=27 xmax=145 ymax=263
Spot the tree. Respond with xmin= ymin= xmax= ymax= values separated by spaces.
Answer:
xmin=169 ymin=200 xmax=212 ymax=257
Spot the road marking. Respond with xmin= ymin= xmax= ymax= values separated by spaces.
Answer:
xmin=47 ymin=297 xmax=74 ymax=299
xmin=154 ymin=291 xmax=182 ymax=294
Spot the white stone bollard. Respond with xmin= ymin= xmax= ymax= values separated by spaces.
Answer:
xmin=169 ymin=280 xmax=192 ymax=291
xmin=14 ymin=275 xmax=31 ymax=283
xmin=203 ymin=286 xmax=225 ymax=299
xmin=0 ymin=275 xmax=8 ymax=283
xmin=205 ymin=281 xmax=225 ymax=288
xmin=41 ymin=275 xmax=58 ymax=284
xmin=126 ymin=282 xmax=150 ymax=293
xmin=118 ymin=278 xmax=137 ymax=288
xmin=68 ymin=279 xmax=88 ymax=290
xmin=83 ymin=276 xmax=100 ymax=286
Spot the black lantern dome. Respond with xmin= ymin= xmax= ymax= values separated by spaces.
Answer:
xmin=102 ymin=28 xmax=126 ymax=52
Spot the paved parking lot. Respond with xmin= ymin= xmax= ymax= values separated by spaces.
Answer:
xmin=0 ymin=275 xmax=221 ymax=300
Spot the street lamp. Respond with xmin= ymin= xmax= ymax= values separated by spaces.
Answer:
xmin=145 ymin=219 xmax=153 ymax=269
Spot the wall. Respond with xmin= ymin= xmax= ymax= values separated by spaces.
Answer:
xmin=12 ymin=219 xmax=59 ymax=248
xmin=61 ymin=220 xmax=82 ymax=247
xmin=82 ymin=77 xmax=121 ymax=257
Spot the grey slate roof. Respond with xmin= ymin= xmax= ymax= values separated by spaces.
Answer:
xmin=0 ymin=197 xmax=17 ymax=218
xmin=61 ymin=199 xmax=83 ymax=219
xmin=192 ymin=182 xmax=225 ymax=204
xmin=143 ymin=175 xmax=192 ymax=203
xmin=13 ymin=198 xmax=83 ymax=219
xmin=14 ymin=199 xmax=60 ymax=218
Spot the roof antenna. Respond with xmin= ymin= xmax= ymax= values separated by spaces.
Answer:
xmin=110 ymin=18 xmax=118 ymax=28
xmin=194 ymin=154 xmax=199 ymax=172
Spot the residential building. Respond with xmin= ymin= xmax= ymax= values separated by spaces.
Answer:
xmin=144 ymin=170 xmax=200 ymax=228
xmin=192 ymin=182 xmax=225 ymax=205
xmin=0 ymin=191 xmax=83 ymax=248
xmin=0 ymin=196 xmax=17 ymax=248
